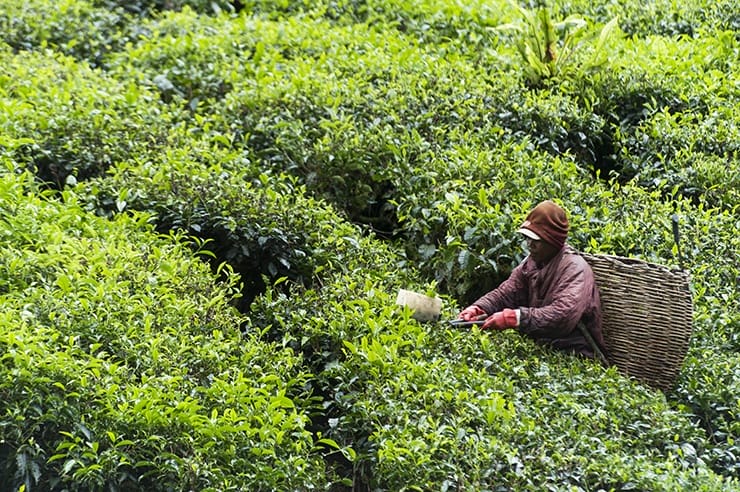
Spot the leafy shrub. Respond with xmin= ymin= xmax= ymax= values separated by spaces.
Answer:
xmin=551 ymin=0 xmax=740 ymax=37
xmin=322 ymin=0 xmax=514 ymax=48
xmin=0 ymin=47 xmax=170 ymax=188
xmin=0 ymin=170 xmax=330 ymax=490
xmin=667 ymin=204 xmax=740 ymax=478
xmin=78 ymin=144 xmax=413 ymax=314
xmin=495 ymin=1 xmax=620 ymax=89
xmin=587 ymin=32 xmax=740 ymax=206
xmin=2 ymin=0 xmax=740 ymax=487
xmin=93 ymin=0 xmax=239 ymax=15
xmin=103 ymin=8 xmax=615 ymax=233
xmin=108 ymin=11 xmax=413 ymax=170
xmin=613 ymin=106 xmax=739 ymax=207
xmin=251 ymin=260 xmax=735 ymax=490
xmin=104 ymin=8 xmax=251 ymax=107
xmin=679 ymin=349 xmax=740 ymax=478
xmin=0 ymin=0 xmax=133 ymax=67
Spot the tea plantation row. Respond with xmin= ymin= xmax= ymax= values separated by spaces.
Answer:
xmin=1 ymin=0 xmax=739 ymax=490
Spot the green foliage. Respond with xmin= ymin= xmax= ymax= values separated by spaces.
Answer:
xmin=252 ymin=263 xmax=734 ymax=490
xmin=0 ymin=47 xmax=170 ymax=188
xmin=104 ymin=8 xmax=248 ymax=107
xmin=550 ymin=0 xmax=740 ymax=37
xmin=496 ymin=0 xmax=621 ymax=88
xmin=587 ymin=32 xmax=740 ymax=207
xmin=0 ymin=171 xmax=329 ymax=490
xmin=0 ymin=0 xmax=132 ymax=66
xmin=92 ymin=0 xmax=238 ymax=16
xmin=105 ymin=12 xmax=470 ymax=224
xmin=77 ymin=142 xmax=415 ymax=314
xmin=0 ymin=0 xmax=739 ymax=488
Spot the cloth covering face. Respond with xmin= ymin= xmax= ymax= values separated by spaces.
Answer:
xmin=519 ymin=200 xmax=569 ymax=249
xmin=473 ymin=246 xmax=605 ymax=357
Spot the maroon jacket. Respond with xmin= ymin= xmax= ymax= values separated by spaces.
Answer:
xmin=473 ymin=246 xmax=605 ymax=358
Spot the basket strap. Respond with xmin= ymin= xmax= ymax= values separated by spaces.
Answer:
xmin=672 ymin=213 xmax=685 ymax=270
xmin=577 ymin=322 xmax=610 ymax=366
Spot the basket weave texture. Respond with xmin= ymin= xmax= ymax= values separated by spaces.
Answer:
xmin=580 ymin=253 xmax=693 ymax=391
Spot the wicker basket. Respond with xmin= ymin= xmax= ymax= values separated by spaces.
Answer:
xmin=579 ymin=253 xmax=693 ymax=391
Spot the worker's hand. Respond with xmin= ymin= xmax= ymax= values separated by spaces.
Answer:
xmin=481 ymin=308 xmax=520 ymax=330
xmin=458 ymin=305 xmax=486 ymax=321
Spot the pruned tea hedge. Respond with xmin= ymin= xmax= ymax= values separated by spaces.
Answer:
xmin=1 ymin=0 xmax=739 ymax=490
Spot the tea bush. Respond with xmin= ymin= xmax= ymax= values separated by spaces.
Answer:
xmin=250 ymin=254 xmax=735 ymax=490
xmin=0 ymin=170 xmax=330 ymax=490
xmin=92 ymin=0 xmax=236 ymax=15
xmin=100 ymin=7 xmax=616 ymax=231
xmin=2 ymin=0 xmax=740 ymax=488
xmin=106 ymin=5 xmax=713 ymax=233
xmin=0 ymin=0 xmax=133 ymax=67
xmin=581 ymin=0 xmax=738 ymax=36
xmin=78 ymin=143 xmax=418 ymax=312
xmin=105 ymin=10 xmax=476 ymax=225
xmin=103 ymin=8 xmax=252 ymax=107
xmin=0 ymin=47 xmax=170 ymax=188
xmin=586 ymin=33 xmax=740 ymax=207
xmin=668 ymin=204 xmax=740 ymax=477
xmin=103 ymin=6 xmax=594 ymax=224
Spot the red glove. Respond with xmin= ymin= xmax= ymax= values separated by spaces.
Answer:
xmin=458 ymin=305 xmax=486 ymax=321
xmin=481 ymin=308 xmax=520 ymax=330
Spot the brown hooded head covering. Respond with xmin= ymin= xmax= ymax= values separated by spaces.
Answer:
xmin=517 ymin=200 xmax=569 ymax=249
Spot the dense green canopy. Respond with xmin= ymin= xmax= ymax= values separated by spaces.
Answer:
xmin=0 ymin=0 xmax=738 ymax=490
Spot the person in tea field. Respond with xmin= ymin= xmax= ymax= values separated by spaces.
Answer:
xmin=457 ymin=200 xmax=606 ymax=360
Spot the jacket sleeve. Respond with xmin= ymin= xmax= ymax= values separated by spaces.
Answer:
xmin=473 ymin=263 xmax=528 ymax=315
xmin=518 ymin=260 xmax=591 ymax=338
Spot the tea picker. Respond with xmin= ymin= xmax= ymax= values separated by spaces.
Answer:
xmin=396 ymin=200 xmax=693 ymax=391
xmin=453 ymin=200 xmax=607 ymax=361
